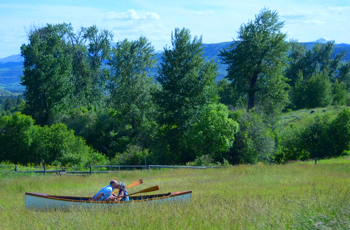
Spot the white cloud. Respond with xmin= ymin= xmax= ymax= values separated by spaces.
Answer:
xmin=104 ymin=10 xmax=160 ymax=21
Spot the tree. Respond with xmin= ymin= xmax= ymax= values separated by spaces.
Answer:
xmin=292 ymin=71 xmax=333 ymax=109
xmin=108 ymin=37 xmax=157 ymax=131
xmin=184 ymin=104 xmax=238 ymax=161
xmin=20 ymin=23 xmax=73 ymax=125
xmin=338 ymin=61 xmax=350 ymax=90
xmin=286 ymin=41 xmax=347 ymax=86
xmin=4 ymin=97 xmax=14 ymax=111
xmin=67 ymin=25 xmax=113 ymax=108
xmin=0 ymin=113 xmax=35 ymax=163
xmin=16 ymin=95 xmax=22 ymax=105
xmin=228 ymin=110 xmax=275 ymax=164
xmin=153 ymin=28 xmax=218 ymax=164
xmin=216 ymin=79 xmax=236 ymax=107
xmin=220 ymin=8 xmax=290 ymax=110
xmin=332 ymin=80 xmax=347 ymax=105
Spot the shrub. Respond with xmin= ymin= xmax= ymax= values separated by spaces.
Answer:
xmin=292 ymin=71 xmax=333 ymax=109
xmin=228 ymin=110 xmax=275 ymax=164
xmin=0 ymin=112 xmax=106 ymax=166
xmin=110 ymin=145 xmax=149 ymax=165
xmin=276 ymin=108 xmax=350 ymax=162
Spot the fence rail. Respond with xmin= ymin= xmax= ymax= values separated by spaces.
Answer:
xmin=0 ymin=164 xmax=228 ymax=175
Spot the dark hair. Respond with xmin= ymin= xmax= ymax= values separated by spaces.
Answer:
xmin=110 ymin=180 xmax=118 ymax=185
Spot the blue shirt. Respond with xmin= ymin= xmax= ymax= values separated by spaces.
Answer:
xmin=118 ymin=190 xmax=130 ymax=201
xmin=93 ymin=185 xmax=113 ymax=201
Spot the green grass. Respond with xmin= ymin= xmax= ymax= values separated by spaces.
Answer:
xmin=277 ymin=105 xmax=346 ymax=129
xmin=1 ymin=164 xmax=350 ymax=229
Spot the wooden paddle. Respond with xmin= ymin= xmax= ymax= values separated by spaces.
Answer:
xmin=112 ymin=179 xmax=143 ymax=194
xmin=111 ymin=185 xmax=160 ymax=201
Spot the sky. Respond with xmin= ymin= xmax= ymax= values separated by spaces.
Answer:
xmin=0 ymin=0 xmax=350 ymax=58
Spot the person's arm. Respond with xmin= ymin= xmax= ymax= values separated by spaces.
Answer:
xmin=114 ymin=191 xmax=124 ymax=201
xmin=93 ymin=192 xmax=104 ymax=201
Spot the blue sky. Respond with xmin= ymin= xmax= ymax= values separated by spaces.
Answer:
xmin=0 ymin=0 xmax=350 ymax=58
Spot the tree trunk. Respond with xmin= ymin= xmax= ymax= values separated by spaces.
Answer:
xmin=248 ymin=74 xmax=258 ymax=110
xmin=248 ymin=92 xmax=255 ymax=110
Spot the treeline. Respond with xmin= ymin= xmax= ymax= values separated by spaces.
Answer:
xmin=0 ymin=95 xmax=23 ymax=117
xmin=1 ymin=8 xmax=350 ymax=166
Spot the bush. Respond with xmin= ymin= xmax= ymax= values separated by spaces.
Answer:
xmin=184 ymin=104 xmax=239 ymax=162
xmin=292 ymin=71 xmax=333 ymax=109
xmin=276 ymin=108 xmax=350 ymax=162
xmin=228 ymin=110 xmax=276 ymax=164
xmin=332 ymin=80 xmax=347 ymax=105
xmin=186 ymin=154 xmax=230 ymax=166
xmin=0 ymin=112 xmax=107 ymax=166
xmin=110 ymin=145 xmax=149 ymax=165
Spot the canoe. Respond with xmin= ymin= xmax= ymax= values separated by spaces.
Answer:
xmin=25 ymin=191 xmax=192 ymax=210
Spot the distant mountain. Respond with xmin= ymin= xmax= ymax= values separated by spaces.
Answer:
xmin=312 ymin=38 xmax=329 ymax=44
xmin=1 ymin=40 xmax=350 ymax=92
xmin=0 ymin=54 xmax=23 ymax=63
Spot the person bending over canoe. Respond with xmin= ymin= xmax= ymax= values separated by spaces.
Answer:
xmin=90 ymin=180 xmax=119 ymax=201
xmin=113 ymin=182 xmax=130 ymax=202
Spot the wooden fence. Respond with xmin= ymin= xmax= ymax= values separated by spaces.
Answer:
xmin=0 ymin=164 xmax=227 ymax=175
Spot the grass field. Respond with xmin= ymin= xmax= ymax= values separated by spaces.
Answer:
xmin=1 ymin=163 xmax=350 ymax=229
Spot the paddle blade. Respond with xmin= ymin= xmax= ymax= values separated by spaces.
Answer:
xmin=127 ymin=179 xmax=143 ymax=188
xmin=129 ymin=185 xmax=160 ymax=196
xmin=112 ymin=179 xmax=143 ymax=194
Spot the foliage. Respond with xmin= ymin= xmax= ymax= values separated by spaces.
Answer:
xmin=286 ymin=41 xmax=347 ymax=86
xmin=110 ymin=145 xmax=149 ymax=165
xmin=228 ymin=110 xmax=276 ymax=164
xmin=21 ymin=23 xmax=74 ymax=125
xmin=332 ymin=79 xmax=347 ymax=105
xmin=67 ymin=25 xmax=113 ymax=109
xmin=184 ymin=103 xmax=238 ymax=161
xmin=291 ymin=71 xmax=333 ymax=109
xmin=220 ymin=8 xmax=290 ymax=111
xmin=216 ymin=79 xmax=236 ymax=107
xmin=107 ymin=37 xmax=158 ymax=148
xmin=276 ymin=108 xmax=350 ymax=162
xmin=0 ymin=113 xmax=106 ymax=166
xmin=153 ymin=28 xmax=218 ymax=164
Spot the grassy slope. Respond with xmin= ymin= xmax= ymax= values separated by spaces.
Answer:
xmin=277 ymin=105 xmax=347 ymax=130
xmin=1 ymin=164 xmax=350 ymax=229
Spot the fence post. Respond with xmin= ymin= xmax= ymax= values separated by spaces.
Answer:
xmin=44 ymin=165 xmax=46 ymax=175
xmin=15 ymin=165 xmax=17 ymax=172
xmin=90 ymin=166 xmax=92 ymax=175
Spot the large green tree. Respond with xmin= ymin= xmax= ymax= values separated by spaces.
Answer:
xmin=21 ymin=23 xmax=73 ymax=125
xmin=108 ymin=37 xmax=157 ymax=132
xmin=67 ymin=25 xmax=113 ymax=108
xmin=286 ymin=41 xmax=347 ymax=87
xmin=153 ymin=28 xmax=218 ymax=164
xmin=220 ymin=8 xmax=290 ymax=111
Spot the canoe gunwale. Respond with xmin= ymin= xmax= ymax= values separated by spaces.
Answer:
xmin=25 ymin=191 xmax=192 ymax=204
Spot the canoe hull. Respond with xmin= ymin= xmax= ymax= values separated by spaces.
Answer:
xmin=25 ymin=191 xmax=192 ymax=210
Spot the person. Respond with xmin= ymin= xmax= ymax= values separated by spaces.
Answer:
xmin=90 ymin=180 xmax=119 ymax=201
xmin=114 ymin=182 xmax=130 ymax=202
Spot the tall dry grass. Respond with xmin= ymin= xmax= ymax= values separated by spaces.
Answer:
xmin=0 ymin=164 xmax=350 ymax=229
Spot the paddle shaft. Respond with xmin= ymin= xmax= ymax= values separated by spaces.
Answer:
xmin=112 ymin=179 xmax=143 ymax=194
xmin=111 ymin=185 xmax=159 ymax=200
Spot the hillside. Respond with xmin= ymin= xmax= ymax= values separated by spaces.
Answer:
xmin=277 ymin=105 xmax=347 ymax=131
xmin=1 ymin=40 xmax=350 ymax=92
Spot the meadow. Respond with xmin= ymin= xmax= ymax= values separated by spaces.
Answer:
xmin=1 ymin=163 xmax=350 ymax=229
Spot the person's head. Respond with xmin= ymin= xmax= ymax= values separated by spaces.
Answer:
xmin=118 ymin=182 xmax=128 ymax=192
xmin=110 ymin=180 xmax=118 ymax=189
